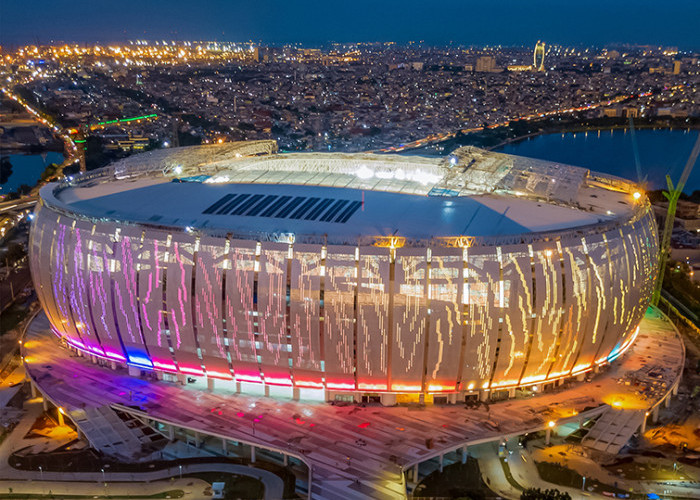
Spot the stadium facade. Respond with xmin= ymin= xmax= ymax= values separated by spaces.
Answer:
xmin=29 ymin=141 xmax=658 ymax=404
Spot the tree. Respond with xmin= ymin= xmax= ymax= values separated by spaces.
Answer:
xmin=15 ymin=184 xmax=32 ymax=196
xmin=0 ymin=157 xmax=13 ymax=184
xmin=3 ymin=242 xmax=26 ymax=267
xmin=521 ymin=488 xmax=572 ymax=500
xmin=40 ymin=163 xmax=62 ymax=183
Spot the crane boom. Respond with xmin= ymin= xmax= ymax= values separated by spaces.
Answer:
xmin=651 ymin=132 xmax=700 ymax=306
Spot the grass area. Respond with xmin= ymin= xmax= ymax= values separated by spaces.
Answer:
xmin=0 ymin=303 xmax=27 ymax=334
xmin=604 ymin=461 xmax=693 ymax=481
xmin=535 ymin=462 xmax=634 ymax=497
xmin=0 ymin=490 xmax=183 ymax=499
xmin=499 ymin=457 xmax=523 ymax=491
xmin=414 ymin=458 xmax=492 ymax=499
xmin=186 ymin=472 xmax=263 ymax=500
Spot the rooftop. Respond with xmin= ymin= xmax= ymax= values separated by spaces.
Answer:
xmin=44 ymin=142 xmax=645 ymax=246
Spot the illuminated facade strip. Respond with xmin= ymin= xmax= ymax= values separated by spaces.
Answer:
xmin=30 ymin=203 xmax=658 ymax=394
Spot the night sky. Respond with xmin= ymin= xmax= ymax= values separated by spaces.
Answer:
xmin=1 ymin=0 xmax=699 ymax=49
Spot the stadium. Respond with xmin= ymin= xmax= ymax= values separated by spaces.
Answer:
xmin=28 ymin=140 xmax=658 ymax=405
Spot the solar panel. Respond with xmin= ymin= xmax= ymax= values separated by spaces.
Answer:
xmin=246 ymin=195 xmax=278 ymax=217
xmin=261 ymin=196 xmax=292 ymax=217
xmin=217 ymin=194 xmax=250 ymax=214
xmin=336 ymin=200 xmax=363 ymax=223
xmin=289 ymin=197 xmax=321 ymax=219
xmin=320 ymin=199 xmax=349 ymax=222
xmin=202 ymin=194 xmax=234 ymax=214
xmin=231 ymin=194 xmax=264 ymax=215
xmin=201 ymin=191 xmax=361 ymax=223
xmin=305 ymin=198 xmax=334 ymax=220
xmin=275 ymin=197 xmax=306 ymax=218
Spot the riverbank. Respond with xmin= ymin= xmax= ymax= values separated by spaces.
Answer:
xmin=497 ymin=127 xmax=700 ymax=192
xmin=403 ymin=115 xmax=700 ymax=156
xmin=488 ymin=120 xmax=700 ymax=152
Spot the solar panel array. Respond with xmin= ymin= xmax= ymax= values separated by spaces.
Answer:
xmin=202 ymin=193 xmax=362 ymax=224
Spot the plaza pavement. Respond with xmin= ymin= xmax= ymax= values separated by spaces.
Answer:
xmin=21 ymin=308 xmax=685 ymax=499
xmin=481 ymin=437 xmax=700 ymax=500
xmin=0 ymin=400 xmax=283 ymax=499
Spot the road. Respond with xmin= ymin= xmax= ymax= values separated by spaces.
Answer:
xmin=0 ymin=197 xmax=38 ymax=214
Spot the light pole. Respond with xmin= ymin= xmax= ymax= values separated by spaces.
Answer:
xmin=101 ymin=468 xmax=106 ymax=485
xmin=582 ymin=475 xmax=586 ymax=491
xmin=179 ymin=464 xmax=182 ymax=479
xmin=38 ymin=466 xmax=43 ymax=481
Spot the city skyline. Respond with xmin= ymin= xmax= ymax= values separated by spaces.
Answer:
xmin=2 ymin=0 xmax=700 ymax=50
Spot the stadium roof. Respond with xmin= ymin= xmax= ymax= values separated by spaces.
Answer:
xmin=43 ymin=141 xmax=645 ymax=246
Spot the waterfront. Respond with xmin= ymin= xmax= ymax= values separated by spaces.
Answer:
xmin=0 ymin=152 xmax=63 ymax=195
xmin=496 ymin=128 xmax=700 ymax=193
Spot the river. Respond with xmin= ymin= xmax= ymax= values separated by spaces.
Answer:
xmin=0 ymin=152 xmax=63 ymax=195
xmin=496 ymin=128 xmax=700 ymax=193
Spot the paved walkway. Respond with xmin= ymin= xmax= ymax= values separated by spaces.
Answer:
xmin=22 ymin=308 xmax=685 ymax=499
xmin=0 ymin=401 xmax=283 ymax=500
xmin=0 ymin=477 xmax=210 ymax=499
xmin=0 ymin=463 xmax=282 ymax=500
xmin=472 ymin=437 xmax=700 ymax=500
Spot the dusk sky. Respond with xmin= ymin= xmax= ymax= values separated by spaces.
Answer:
xmin=1 ymin=0 xmax=699 ymax=49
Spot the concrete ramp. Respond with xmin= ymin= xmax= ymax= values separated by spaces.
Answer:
xmin=71 ymin=405 xmax=167 ymax=460
xmin=582 ymin=407 xmax=645 ymax=454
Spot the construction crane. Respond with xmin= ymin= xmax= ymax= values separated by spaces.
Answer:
xmin=651 ymin=132 xmax=700 ymax=306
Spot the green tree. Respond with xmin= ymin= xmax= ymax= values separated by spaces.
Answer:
xmin=521 ymin=488 xmax=572 ymax=500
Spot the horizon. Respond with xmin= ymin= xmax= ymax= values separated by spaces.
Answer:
xmin=2 ymin=40 xmax=696 ymax=52
xmin=2 ymin=0 xmax=700 ymax=50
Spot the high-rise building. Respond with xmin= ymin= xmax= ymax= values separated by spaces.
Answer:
xmin=673 ymin=60 xmax=682 ymax=74
xmin=475 ymin=56 xmax=496 ymax=72
xmin=533 ymin=41 xmax=546 ymax=71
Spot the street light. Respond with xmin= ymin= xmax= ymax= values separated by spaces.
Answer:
xmin=101 ymin=468 xmax=106 ymax=485
xmin=179 ymin=464 xmax=182 ymax=479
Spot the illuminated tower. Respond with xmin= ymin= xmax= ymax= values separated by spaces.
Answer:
xmin=533 ymin=41 xmax=545 ymax=71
